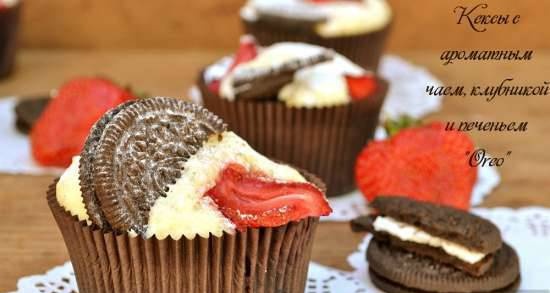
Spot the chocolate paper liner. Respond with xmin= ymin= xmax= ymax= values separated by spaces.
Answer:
xmin=199 ymin=74 xmax=388 ymax=197
xmin=47 ymin=182 xmax=319 ymax=293
xmin=242 ymin=19 xmax=391 ymax=71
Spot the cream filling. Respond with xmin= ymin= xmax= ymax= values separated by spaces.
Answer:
xmin=56 ymin=156 xmax=89 ymax=223
xmin=240 ymin=0 xmax=391 ymax=37
xmin=372 ymin=216 xmax=487 ymax=264
xmin=219 ymin=42 xmax=365 ymax=107
xmin=56 ymin=132 xmax=307 ymax=240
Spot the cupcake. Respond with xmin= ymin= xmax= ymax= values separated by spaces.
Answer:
xmin=199 ymin=38 xmax=388 ymax=196
xmin=0 ymin=0 xmax=21 ymax=78
xmin=240 ymin=0 xmax=392 ymax=71
xmin=48 ymin=97 xmax=331 ymax=292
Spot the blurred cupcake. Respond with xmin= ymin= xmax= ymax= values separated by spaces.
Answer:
xmin=48 ymin=97 xmax=331 ymax=292
xmin=240 ymin=0 xmax=392 ymax=71
xmin=0 ymin=0 xmax=21 ymax=78
xmin=198 ymin=37 xmax=388 ymax=196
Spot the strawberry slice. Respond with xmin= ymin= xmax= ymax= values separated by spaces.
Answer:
xmin=345 ymin=74 xmax=377 ymax=100
xmin=208 ymin=36 xmax=258 ymax=95
xmin=206 ymin=164 xmax=331 ymax=230
xmin=355 ymin=122 xmax=477 ymax=210
xmin=30 ymin=77 xmax=136 ymax=167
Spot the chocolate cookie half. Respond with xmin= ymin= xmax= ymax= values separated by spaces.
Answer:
xmin=352 ymin=196 xmax=502 ymax=276
xmin=14 ymin=96 xmax=50 ymax=134
xmin=79 ymin=97 xmax=226 ymax=235
xmin=367 ymin=239 xmax=520 ymax=293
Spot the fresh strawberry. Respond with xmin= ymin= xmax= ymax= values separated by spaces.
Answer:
xmin=30 ymin=77 xmax=136 ymax=167
xmin=355 ymin=122 xmax=477 ymax=210
xmin=207 ymin=164 xmax=331 ymax=230
xmin=345 ymin=74 xmax=377 ymax=100
xmin=208 ymin=36 xmax=258 ymax=94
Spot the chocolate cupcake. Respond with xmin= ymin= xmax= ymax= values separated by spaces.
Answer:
xmin=48 ymin=97 xmax=331 ymax=293
xmin=199 ymin=39 xmax=388 ymax=196
xmin=0 ymin=0 xmax=21 ymax=78
xmin=240 ymin=0 xmax=392 ymax=71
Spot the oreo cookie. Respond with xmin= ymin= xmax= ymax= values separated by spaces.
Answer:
xmin=232 ymin=50 xmax=334 ymax=100
xmin=79 ymin=100 xmax=136 ymax=229
xmin=351 ymin=197 xmax=521 ymax=292
xmin=352 ymin=196 xmax=502 ymax=276
xmin=79 ymin=97 xmax=226 ymax=234
xmin=367 ymin=239 xmax=520 ymax=293
xmin=14 ymin=96 xmax=50 ymax=134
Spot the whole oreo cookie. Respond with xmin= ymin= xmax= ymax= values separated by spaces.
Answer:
xmin=80 ymin=97 xmax=226 ymax=234
xmin=367 ymin=239 xmax=520 ymax=293
xmin=369 ymin=196 xmax=502 ymax=254
xmin=353 ymin=196 xmax=503 ymax=276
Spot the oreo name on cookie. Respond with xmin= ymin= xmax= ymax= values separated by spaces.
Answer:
xmin=78 ymin=97 xmax=226 ymax=235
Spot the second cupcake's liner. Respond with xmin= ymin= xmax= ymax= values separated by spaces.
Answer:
xmin=242 ymin=19 xmax=392 ymax=71
xmin=199 ymin=75 xmax=388 ymax=197
xmin=47 ymin=182 xmax=319 ymax=293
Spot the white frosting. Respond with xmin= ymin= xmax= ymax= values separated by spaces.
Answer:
xmin=56 ymin=132 xmax=307 ymax=240
xmin=218 ymin=42 xmax=365 ymax=107
xmin=56 ymin=156 xmax=89 ymax=223
xmin=373 ymin=216 xmax=487 ymax=264
xmin=241 ymin=0 xmax=392 ymax=37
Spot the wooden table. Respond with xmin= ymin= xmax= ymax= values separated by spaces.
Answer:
xmin=0 ymin=50 xmax=549 ymax=291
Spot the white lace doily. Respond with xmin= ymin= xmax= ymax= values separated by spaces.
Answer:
xmin=323 ymin=127 xmax=501 ymax=222
xmin=12 ymin=261 xmax=366 ymax=293
xmin=12 ymin=207 xmax=550 ymax=292
xmin=347 ymin=207 xmax=550 ymax=291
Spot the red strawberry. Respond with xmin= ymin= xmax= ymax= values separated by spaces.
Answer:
xmin=208 ymin=36 xmax=258 ymax=94
xmin=207 ymin=163 xmax=331 ymax=230
xmin=207 ymin=80 xmax=221 ymax=94
xmin=30 ymin=77 xmax=136 ymax=167
xmin=355 ymin=122 xmax=477 ymax=210
xmin=345 ymin=74 xmax=377 ymax=100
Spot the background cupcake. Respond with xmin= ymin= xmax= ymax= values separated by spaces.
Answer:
xmin=199 ymin=37 xmax=388 ymax=197
xmin=240 ymin=0 xmax=392 ymax=71
xmin=0 ymin=0 xmax=21 ymax=78
xmin=49 ymin=97 xmax=331 ymax=292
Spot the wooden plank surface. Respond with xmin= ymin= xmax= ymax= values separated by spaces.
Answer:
xmin=16 ymin=0 xmax=550 ymax=50
xmin=0 ymin=49 xmax=549 ymax=291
